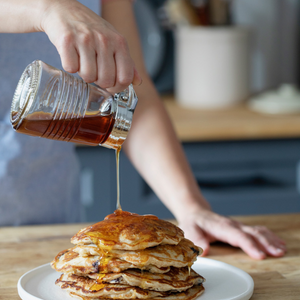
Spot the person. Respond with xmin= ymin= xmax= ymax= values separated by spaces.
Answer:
xmin=0 ymin=0 xmax=286 ymax=259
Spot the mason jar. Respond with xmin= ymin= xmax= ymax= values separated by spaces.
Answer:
xmin=10 ymin=60 xmax=138 ymax=149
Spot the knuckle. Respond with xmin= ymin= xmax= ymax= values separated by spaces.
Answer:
xmin=258 ymin=225 xmax=268 ymax=231
xmin=220 ymin=218 xmax=237 ymax=229
xmin=253 ymin=225 xmax=268 ymax=234
xmin=98 ymin=77 xmax=115 ymax=89
xmin=117 ymin=75 xmax=132 ymax=87
xmin=115 ymin=34 xmax=128 ymax=48
xmin=233 ymin=231 xmax=251 ymax=245
xmin=79 ymin=72 xmax=97 ymax=83
xmin=97 ymin=33 xmax=110 ymax=48
xmin=237 ymin=231 xmax=249 ymax=240
xmin=80 ymin=32 xmax=92 ymax=46
xmin=85 ymin=76 xmax=97 ymax=83
xmin=251 ymin=227 xmax=261 ymax=235
xmin=56 ymin=32 xmax=74 ymax=51
xmin=63 ymin=63 xmax=78 ymax=74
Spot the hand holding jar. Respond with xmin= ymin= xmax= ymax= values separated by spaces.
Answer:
xmin=0 ymin=0 xmax=142 ymax=94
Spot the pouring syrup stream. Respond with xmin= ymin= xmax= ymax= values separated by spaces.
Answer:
xmin=116 ymin=147 xmax=122 ymax=211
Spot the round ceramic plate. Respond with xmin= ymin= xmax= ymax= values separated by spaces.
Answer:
xmin=18 ymin=257 xmax=254 ymax=300
xmin=193 ymin=258 xmax=254 ymax=300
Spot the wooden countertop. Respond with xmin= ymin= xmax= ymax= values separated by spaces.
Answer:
xmin=163 ymin=95 xmax=300 ymax=142
xmin=1 ymin=213 xmax=299 ymax=300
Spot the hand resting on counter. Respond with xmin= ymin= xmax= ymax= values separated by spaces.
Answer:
xmin=178 ymin=208 xmax=287 ymax=260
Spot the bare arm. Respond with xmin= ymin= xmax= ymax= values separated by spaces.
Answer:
xmin=0 ymin=0 xmax=47 ymax=33
xmin=102 ymin=0 xmax=210 ymax=218
xmin=102 ymin=0 xmax=286 ymax=259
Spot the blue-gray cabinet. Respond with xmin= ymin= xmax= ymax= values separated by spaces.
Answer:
xmin=76 ymin=139 xmax=300 ymax=222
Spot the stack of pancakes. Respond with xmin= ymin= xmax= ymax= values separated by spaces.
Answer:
xmin=51 ymin=210 xmax=205 ymax=300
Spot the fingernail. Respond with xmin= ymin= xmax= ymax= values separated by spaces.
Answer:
xmin=258 ymin=250 xmax=266 ymax=258
xmin=269 ymin=247 xmax=285 ymax=256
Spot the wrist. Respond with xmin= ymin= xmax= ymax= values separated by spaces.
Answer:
xmin=33 ymin=0 xmax=54 ymax=32
xmin=39 ymin=0 xmax=72 ymax=32
xmin=170 ymin=192 xmax=212 ymax=224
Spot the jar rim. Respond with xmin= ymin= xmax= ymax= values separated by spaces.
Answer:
xmin=10 ymin=60 xmax=41 ymax=129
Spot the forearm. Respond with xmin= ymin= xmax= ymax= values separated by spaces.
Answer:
xmin=126 ymin=81 xmax=211 ymax=218
xmin=102 ymin=0 xmax=211 ymax=220
xmin=0 ymin=0 xmax=52 ymax=33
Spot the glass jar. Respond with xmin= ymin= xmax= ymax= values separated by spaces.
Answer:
xmin=10 ymin=60 xmax=138 ymax=149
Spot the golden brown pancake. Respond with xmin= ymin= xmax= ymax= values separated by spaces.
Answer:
xmin=68 ymin=285 xmax=204 ymax=300
xmin=51 ymin=238 xmax=201 ymax=276
xmin=72 ymin=238 xmax=201 ymax=269
xmin=71 ymin=210 xmax=184 ymax=250
xmin=56 ymin=273 xmax=167 ymax=299
xmin=51 ymin=248 xmax=170 ymax=275
xmin=87 ymin=267 xmax=205 ymax=292
xmin=56 ymin=273 xmax=204 ymax=299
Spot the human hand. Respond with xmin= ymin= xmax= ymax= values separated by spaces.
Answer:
xmin=40 ymin=0 xmax=142 ymax=93
xmin=178 ymin=208 xmax=287 ymax=260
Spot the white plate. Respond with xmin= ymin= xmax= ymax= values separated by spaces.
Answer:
xmin=18 ymin=257 xmax=254 ymax=300
xmin=193 ymin=258 xmax=254 ymax=300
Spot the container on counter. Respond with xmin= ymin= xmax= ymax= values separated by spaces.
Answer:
xmin=175 ymin=26 xmax=250 ymax=109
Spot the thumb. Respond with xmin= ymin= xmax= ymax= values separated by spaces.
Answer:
xmin=194 ymin=232 xmax=210 ymax=256
xmin=132 ymin=67 xmax=142 ymax=86
xmin=179 ymin=223 xmax=210 ymax=256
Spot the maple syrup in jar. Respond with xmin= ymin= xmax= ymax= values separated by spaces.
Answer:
xmin=10 ymin=60 xmax=138 ymax=149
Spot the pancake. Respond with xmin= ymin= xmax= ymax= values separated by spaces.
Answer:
xmin=51 ymin=249 xmax=170 ymax=275
xmin=71 ymin=210 xmax=184 ymax=251
xmin=73 ymin=238 xmax=202 ymax=269
xmin=69 ymin=285 xmax=204 ymax=300
xmin=87 ymin=267 xmax=205 ymax=292
xmin=52 ymin=238 xmax=200 ymax=276
xmin=56 ymin=273 xmax=204 ymax=299
xmin=56 ymin=273 xmax=167 ymax=299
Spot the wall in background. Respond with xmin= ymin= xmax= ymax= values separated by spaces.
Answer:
xmin=232 ymin=0 xmax=300 ymax=93
xmin=136 ymin=0 xmax=300 ymax=94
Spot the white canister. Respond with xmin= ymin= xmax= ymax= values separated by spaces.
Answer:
xmin=175 ymin=26 xmax=250 ymax=109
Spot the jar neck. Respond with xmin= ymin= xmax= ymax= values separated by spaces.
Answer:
xmin=101 ymin=85 xmax=138 ymax=149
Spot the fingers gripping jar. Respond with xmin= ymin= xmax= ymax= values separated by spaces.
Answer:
xmin=10 ymin=60 xmax=138 ymax=149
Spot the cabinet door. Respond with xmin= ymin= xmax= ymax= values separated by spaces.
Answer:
xmin=76 ymin=139 xmax=300 ymax=222
xmin=76 ymin=147 xmax=173 ymax=221
xmin=184 ymin=139 xmax=300 ymax=215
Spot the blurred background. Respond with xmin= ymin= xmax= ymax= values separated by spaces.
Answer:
xmin=76 ymin=0 xmax=300 ymax=221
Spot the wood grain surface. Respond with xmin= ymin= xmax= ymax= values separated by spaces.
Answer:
xmin=163 ymin=96 xmax=300 ymax=142
xmin=1 ymin=213 xmax=299 ymax=300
